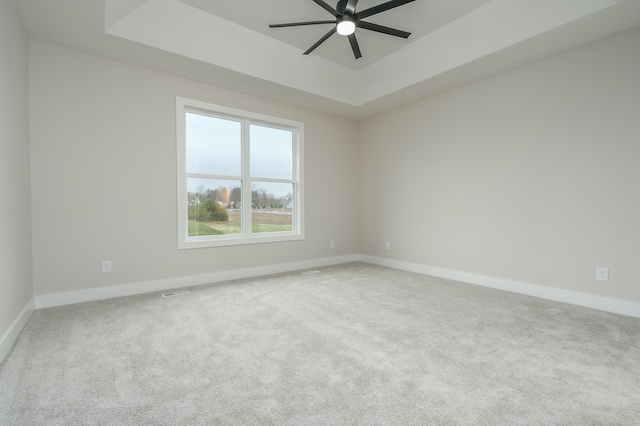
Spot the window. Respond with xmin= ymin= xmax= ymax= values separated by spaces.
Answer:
xmin=176 ymin=97 xmax=304 ymax=249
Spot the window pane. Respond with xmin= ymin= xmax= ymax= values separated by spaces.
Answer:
xmin=187 ymin=178 xmax=241 ymax=236
xmin=186 ymin=112 xmax=241 ymax=176
xmin=250 ymin=125 xmax=293 ymax=179
xmin=251 ymin=182 xmax=293 ymax=233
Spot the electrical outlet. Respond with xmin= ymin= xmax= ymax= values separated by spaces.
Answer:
xmin=102 ymin=261 xmax=112 ymax=273
xmin=385 ymin=241 xmax=391 ymax=250
xmin=330 ymin=240 xmax=335 ymax=249
xmin=596 ymin=267 xmax=608 ymax=282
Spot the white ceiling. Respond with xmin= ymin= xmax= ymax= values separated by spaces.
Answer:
xmin=178 ymin=0 xmax=493 ymax=71
xmin=12 ymin=0 xmax=640 ymax=119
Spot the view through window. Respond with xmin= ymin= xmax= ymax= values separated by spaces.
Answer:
xmin=177 ymin=97 xmax=304 ymax=249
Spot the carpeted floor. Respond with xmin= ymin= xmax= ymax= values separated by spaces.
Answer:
xmin=1 ymin=262 xmax=639 ymax=425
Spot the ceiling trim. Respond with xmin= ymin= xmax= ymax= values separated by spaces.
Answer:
xmin=106 ymin=0 xmax=618 ymax=106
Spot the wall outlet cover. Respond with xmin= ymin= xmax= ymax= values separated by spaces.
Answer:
xmin=596 ymin=267 xmax=608 ymax=282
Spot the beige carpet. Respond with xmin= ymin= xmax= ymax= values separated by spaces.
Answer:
xmin=1 ymin=262 xmax=639 ymax=425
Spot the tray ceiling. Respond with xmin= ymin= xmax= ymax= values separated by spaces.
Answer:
xmin=13 ymin=0 xmax=640 ymax=118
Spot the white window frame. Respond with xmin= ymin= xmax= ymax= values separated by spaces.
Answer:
xmin=176 ymin=97 xmax=304 ymax=249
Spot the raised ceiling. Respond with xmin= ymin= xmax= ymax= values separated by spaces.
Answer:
xmin=179 ymin=0 xmax=493 ymax=71
xmin=12 ymin=0 xmax=640 ymax=119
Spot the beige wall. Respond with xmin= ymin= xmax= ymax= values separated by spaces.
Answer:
xmin=0 ymin=0 xmax=33 ymax=344
xmin=358 ymin=26 xmax=640 ymax=302
xmin=24 ymin=24 xmax=640 ymax=305
xmin=28 ymin=42 xmax=358 ymax=296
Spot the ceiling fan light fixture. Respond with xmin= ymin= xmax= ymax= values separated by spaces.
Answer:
xmin=336 ymin=18 xmax=356 ymax=36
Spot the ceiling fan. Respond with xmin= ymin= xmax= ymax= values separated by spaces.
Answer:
xmin=269 ymin=0 xmax=416 ymax=60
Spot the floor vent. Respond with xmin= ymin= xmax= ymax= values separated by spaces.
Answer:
xmin=302 ymin=270 xmax=321 ymax=275
xmin=162 ymin=290 xmax=190 ymax=298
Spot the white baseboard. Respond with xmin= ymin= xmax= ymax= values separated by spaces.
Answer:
xmin=32 ymin=253 xmax=640 ymax=318
xmin=35 ymin=254 xmax=359 ymax=309
xmin=358 ymin=255 xmax=640 ymax=318
xmin=0 ymin=299 xmax=35 ymax=365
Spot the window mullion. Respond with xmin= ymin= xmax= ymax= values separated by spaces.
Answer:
xmin=250 ymin=177 xmax=294 ymax=185
xmin=295 ymin=129 xmax=304 ymax=234
xmin=241 ymin=119 xmax=252 ymax=237
xmin=186 ymin=173 xmax=242 ymax=180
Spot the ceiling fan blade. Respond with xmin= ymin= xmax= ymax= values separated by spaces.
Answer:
xmin=348 ymin=33 xmax=362 ymax=59
xmin=357 ymin=21 xmax=410 ymax=38
xmin=269 ymin=20 xmax=336 ymax=28
xmin=312 ymin=0 xmax=338 ymax=16
xmin=304 ymin=27 xmax=337 ymax=55
xmin=356 ymin=0 xmax=415 ymax=20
